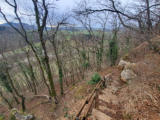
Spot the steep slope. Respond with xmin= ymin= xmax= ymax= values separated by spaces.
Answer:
xmin=90 ymin=36 xmax=160 ymax=120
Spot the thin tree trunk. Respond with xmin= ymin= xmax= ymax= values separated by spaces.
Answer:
xmin=146 ymin=0 xmax=152 ymax=32
xmin=32 ymin=0 xmax=58 ymax=103
xmin=12 ymin=93 xmax=20 ymax=105
xmin=0 ymin=91 xmax=13 ymax=109
xmin=51 ymin=39 xmax=64 ymax=95
xmin=26 ymin=51 xmax=38 ymax=95
xmin=6 ymin=69 xmax=26 ymax=112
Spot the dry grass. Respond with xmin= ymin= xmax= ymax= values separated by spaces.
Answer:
xmin=117 ymin=39 xmax=160 ymax=120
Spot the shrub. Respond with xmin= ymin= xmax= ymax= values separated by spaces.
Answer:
xmin=82 ymin=61 xmax=90 ymax=69
xmin=88 ymin=73 xmax=101 ymax=85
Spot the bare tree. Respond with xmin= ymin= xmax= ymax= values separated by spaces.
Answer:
xmin=74 ymin=0 xmax=160 ymax=37
xmin=0 ymin=0 xmax=57 ymax=102
xmin=0 ymin=89 xmax=13 ymax=109
xmin=47 ymin=16 xmax=68 ymax=95
xmin=31 ymin=0 xmax=58 ymax=102
xmin=1 ymin=54 xmax=26 ymax=112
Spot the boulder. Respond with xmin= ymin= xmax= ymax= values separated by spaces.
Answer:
xmin=124 ymin=62 xmax=136 ymax=70
xmin=118 ymin=59 xmax=136 ymax=70
xmin=118 ymin=59 xmax=130 ymax=68
xmin=11 ymin=108 xmax=34 ymax=120
xmin=118 ymin=59 xmax=137 ymax=83
xmin=121 ymin=69 xmax=137 ymax=83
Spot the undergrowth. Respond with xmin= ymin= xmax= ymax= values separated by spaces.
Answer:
xmin=88 ymin=73 xmax=101 ymax=85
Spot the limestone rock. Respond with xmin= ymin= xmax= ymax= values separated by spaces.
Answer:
xmin=118 ymin=60 xmax=136 ymax=72
xmin=124 ymin=63 xmax=136 ymax=70
xmin=11 ymin=108 xmax=34 ymax=120
xmin=121 ymin=69 xmax=137 ymax=82
xmin=118 ymin=59 xmax=130 ymax=68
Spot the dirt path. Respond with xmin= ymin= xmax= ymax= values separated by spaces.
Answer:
xmin=89 ymin=42 xmax=160 ymax=120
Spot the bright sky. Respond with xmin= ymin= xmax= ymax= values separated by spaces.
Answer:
xmin=0 ymin=20 xmax=4 ymax=24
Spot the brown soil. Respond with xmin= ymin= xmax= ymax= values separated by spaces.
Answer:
xmin=118 ymin=47 xmax=160 ymax=120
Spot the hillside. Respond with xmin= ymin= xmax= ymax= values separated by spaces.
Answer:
xmin=0 ymin=0 xmax=160 ymax=120
xmin=0 ymin=36 xmax=160 ymax=120
xmin=86 ymin=36 xmax=160 ymax=120
xmin=23 ymin=36 xmax=160 ymax=120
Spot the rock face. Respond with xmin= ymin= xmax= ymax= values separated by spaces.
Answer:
xmin=121 ymin=69 xmax=137 ymax=82
xmin=11 ymin=108 xmax=34 ymax=120
xmin=119 ymin=60 xmax=137 ymax=83
xmin=15 ymin=113 xmax=34 ymax=120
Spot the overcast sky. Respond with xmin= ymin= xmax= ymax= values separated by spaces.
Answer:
xmin=0 ymin=0 xmax=130 ymax=24
xmin=56 ymin=0 xmax=78 ymax=11
xmin=0 ymin=0 xmax=80 ymax=24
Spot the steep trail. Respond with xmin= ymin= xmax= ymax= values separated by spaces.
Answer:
xmin=89 ymin=67 xmax=124 ymax=120
xmin=88 ymin=37 xmax=160 ymax=120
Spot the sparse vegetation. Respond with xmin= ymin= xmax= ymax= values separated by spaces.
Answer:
xmin=0 ymin=0 xmax=160 ymax=119
xmin=88 ymin=73 xmax=101 ymax=85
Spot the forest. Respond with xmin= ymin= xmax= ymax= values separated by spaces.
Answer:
xmin=0 ymin=0 xmax=160 ymax=120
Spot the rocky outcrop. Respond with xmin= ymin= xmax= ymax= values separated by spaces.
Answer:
xmin=121 ymin=69 xmax=137 ymax=83
xmin=11 ymin=108 xmax=34 ymax=120
xmin=119 ymin=60 xmax=137 ymax=83
xmin=118 ymin=59 xmax=136 ymax=69
xmin=118 ymin=60 xmax=131 ymax=69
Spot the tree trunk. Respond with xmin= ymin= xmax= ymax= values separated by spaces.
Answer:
xmin=0 ymin=91 xmax=13 ymax=109
xmin=146 ymin=0 xmax=152 ymax=32
xmin=50 ymin=36 xmax=64 ymax=95
xmin=26 ymin=51 xmax=38 ymax=95
xmin=7 ymin=70 xmax=26 ymax=112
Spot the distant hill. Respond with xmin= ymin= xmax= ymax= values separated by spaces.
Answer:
xmin=0 ymin=22 xmax=111 ymax=32
xmin=0 ymin=22 xmax=35 ymax=31
xmin=56 ymin=26 xmax=111 ymax=32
